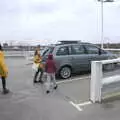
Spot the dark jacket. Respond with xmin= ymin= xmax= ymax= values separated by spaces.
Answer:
xmin=45 ymin=54 xmax=56 ymax=73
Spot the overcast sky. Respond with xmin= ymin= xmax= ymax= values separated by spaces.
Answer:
xmin=0 ymin=0 xmax=120 ymax=45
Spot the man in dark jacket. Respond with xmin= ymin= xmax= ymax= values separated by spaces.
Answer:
xmin=45 ymin=54 xmax=57 ymax=93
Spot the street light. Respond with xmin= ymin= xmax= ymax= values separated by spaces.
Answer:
xmin=98 ymin=0 xmax=114 ymax=2
xmin=97 ymin=0 xmax=114 ymax=49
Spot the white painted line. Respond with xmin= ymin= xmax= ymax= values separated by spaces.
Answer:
xmin=26 ymin=63 xmax=33 ymax=65
xmin=57 ymin=76 xmax=90 ymax=84
xmin=69 ymin=101 xmax=82 ymax=111
xmin=78 ymin=101 xmax=92 ymax=107
xmin=13 ymin=97 xmax=30 ymax=103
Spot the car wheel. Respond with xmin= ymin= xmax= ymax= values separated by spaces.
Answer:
xmin=59 ymin=66 xmax=71 ymax=79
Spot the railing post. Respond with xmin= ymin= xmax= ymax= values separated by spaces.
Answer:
xmin=90 ymin=61 xmax=102 ymax=103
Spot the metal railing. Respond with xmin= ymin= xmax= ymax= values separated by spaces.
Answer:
xmin=4 ymin=50 xmax=34 ymax=58
xmin=90 ymin=58 xmax=120 ymax=103
xmin=4 ymin=51 xmax=26 ymax=57
xmin=104 ymin=48 xmax=120 ymax=57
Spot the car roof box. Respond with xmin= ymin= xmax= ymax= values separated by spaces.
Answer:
xmin=58 ymin=40 xmax=81 ymax=44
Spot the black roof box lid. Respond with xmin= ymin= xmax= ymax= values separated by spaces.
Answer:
xmin=58 ymin=40 xmax=81 ymax=44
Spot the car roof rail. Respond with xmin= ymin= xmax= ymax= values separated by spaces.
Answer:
xmin=58 ymin=40 xmax=81 ymax=44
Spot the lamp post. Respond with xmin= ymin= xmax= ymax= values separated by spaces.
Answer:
xmin=101 ymin=0 xmax=104 ymax=49
xmin=98 ymin=0 xmax=114 ymax=49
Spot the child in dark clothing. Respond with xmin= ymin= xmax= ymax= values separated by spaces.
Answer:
xmin=45 ymin=54 xmax=57 ymax=93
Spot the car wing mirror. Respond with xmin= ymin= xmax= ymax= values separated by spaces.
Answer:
xmin=99 ymin=49 xmax=102 ymax=55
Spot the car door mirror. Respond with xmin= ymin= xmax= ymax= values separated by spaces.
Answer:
xmin=98 ymin=49 xmax=102 ymax=55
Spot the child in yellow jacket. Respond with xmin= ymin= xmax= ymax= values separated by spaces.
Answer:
xmin=33 ymin=46 xmax=44 ymax=83
xmin=0 ymin=44 xmax=9 ymax=94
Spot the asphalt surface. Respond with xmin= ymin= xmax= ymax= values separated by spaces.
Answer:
xmin=0 ymin=57 xmax=120 ymax=120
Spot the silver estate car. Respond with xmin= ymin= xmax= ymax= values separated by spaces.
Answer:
xmin=42 ymin=41 xmax=117 ymax=79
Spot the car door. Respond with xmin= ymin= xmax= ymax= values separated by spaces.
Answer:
xmin=42 ymin=47 xmax=54 ymax=62
xmin=70 ymin=44 xmax=89 ymax=72
xmin=55 ymin=46 xmax=71 ymax=70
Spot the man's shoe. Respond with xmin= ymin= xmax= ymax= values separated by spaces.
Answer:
xmin=33 ymin=81 xmax=38 ymax=83
xmin=38 ymin=80 xmax=43 ymax=84
xmin=54 ymin=85 xmax=58 ymax=90
xmin=2 ymin=89 xmax=9 ymax=94
xmin=46 ymin=90 xmax=50 ymax=94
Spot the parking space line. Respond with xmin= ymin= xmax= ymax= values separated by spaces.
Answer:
xmin=69 ymin=101 xmax=82 ymax=111
xmin=69 ymin=101 xmax=92 ymax=112
xmin=78 ymin=101 xmax=92 ymax=107
xmin=57 ymin=76 xmax=90 ymax=84
xmin=26 ymin=63 xmax=33 ymax=65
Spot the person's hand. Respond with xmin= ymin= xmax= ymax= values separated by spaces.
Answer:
xmin=5 ymin=72 xmax=8 ymax=77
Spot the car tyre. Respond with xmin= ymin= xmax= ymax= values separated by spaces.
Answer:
xmin=59 ymin=66 xmax=71 ymax=79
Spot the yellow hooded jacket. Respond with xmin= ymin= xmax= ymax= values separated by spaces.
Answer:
xmin=34 ymin=54 xmax=44 ymax=69
xmin=0 ymin=51 xmax=8 ymax=77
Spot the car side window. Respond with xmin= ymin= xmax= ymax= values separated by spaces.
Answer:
xmin=56 ymin=46 xmax=69 ymax=56
xmin=42 ymin=49 xmax=49 ymax=56
xmin=71 ymin=45 xmax=85 ymax=55
xmin=100 ymin=49 xmax=107 ymax=54
xmin=42 ymin=47 xmax=54 ymax=56
xmin=85 ymin=45 xmax=99 ymax=54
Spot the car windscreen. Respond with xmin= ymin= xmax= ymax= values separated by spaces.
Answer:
xmin=42 ymin=47 xmax=54 ymax=56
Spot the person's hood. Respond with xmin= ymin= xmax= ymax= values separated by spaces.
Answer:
xmin=48 ymin=54 xmax=53 ymax=60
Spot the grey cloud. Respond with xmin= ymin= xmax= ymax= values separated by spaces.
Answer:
xmin=0 ymin=0 xmax=59 ymax=16
xmin=29 ymin=2 xmax=59 ymax=14
xmin=0 ymin=0 xmax=22 ymax=15
xmin=0 ymin=0 xmax=120 ymax=43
